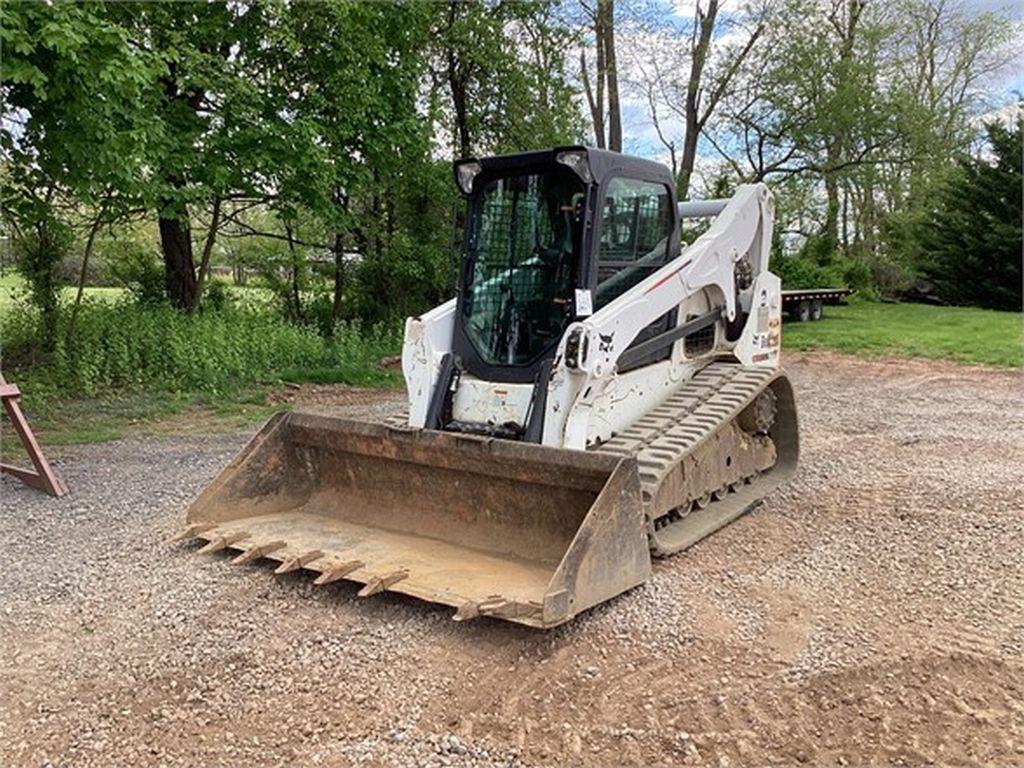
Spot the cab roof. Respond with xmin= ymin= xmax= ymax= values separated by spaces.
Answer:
xmin=461 ymin=146 xmax=676 ymax=189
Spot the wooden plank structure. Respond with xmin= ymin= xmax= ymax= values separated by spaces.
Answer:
xmin=0 ymin=373 xmax=68 ymax=497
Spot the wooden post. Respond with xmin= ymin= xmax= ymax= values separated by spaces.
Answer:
xmin=0 ymin=374 xmax=68 ymax=497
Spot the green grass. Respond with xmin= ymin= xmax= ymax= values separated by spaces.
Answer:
xmin=783 ymin=300 xmax=1023 ymax=367
xmin=1 ymin=290 xmax=404 ymax=446
xmin=0 ymin=272 xmax=126 ymax=310
xmin=0 ymin=387 xmax=285 ymax=463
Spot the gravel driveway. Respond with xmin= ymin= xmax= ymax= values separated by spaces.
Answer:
xmin=2 ymin=353 xmax=1022 ymax=767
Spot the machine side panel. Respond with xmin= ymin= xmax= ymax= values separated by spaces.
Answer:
xmin=403 ymin=298 xmax=457 ymax=428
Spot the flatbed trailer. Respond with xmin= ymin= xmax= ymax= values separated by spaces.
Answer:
xmin=781 ymin=288 xmax=854 ymax=322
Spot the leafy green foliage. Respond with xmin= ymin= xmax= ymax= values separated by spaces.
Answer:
xmin=429 ymin=0 xmax=585 ymax=156
xmin=2 ymin=297 xmax=401 ymax=399
xmin=711 ymin=0 xmax=1016 ymax=296
xmin=348 ymin=160 xmax=458 ymax=324
xmin=10 ymin=217 xmax=72 ymax=351
xmin=917 ymin=120 xmax=1023 ymax=311
xmin=107 ymin=248 xmax=167 ymax=306
xmin=1 ymin=1 xmax=159 ymax=200
xmin=772 ymin=255 xmax=846 ymax=291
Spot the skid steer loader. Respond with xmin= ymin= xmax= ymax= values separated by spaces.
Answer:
xmin=174 ymin=147 xmax=798 ymax=627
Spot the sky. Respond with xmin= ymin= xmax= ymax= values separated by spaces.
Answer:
xmin=600 ymin=0 xmax=1024 ymax=184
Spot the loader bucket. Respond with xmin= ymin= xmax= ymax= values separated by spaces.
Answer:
xmin=178 ymin=412 xmax=651 ymax=628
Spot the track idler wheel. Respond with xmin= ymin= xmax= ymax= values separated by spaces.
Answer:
xmin=737 ymin=389 xmax=777 ymax=435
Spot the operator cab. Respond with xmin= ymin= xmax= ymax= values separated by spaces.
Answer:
xmin=452 ymin=147 xmax=680 ymax=383
xmin=428 ymin=147 xmax=681 ymax=440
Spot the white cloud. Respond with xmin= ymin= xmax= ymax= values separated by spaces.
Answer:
xmin=669 ymin=0 xmax=743 ymax=18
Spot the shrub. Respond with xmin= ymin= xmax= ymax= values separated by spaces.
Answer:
xmin=57 ymin=252 xmax=112 ymax=286
xmin=772 ymin=254 xmax=845 ymax=290
xmin=2 ymin=298 xmax=402 ymax=398
xmin=12 ymin=218 xmax=72 ymax=352
xmin=107 ymin=247 xmax=166 ymax=306
xmin=202 ymin=280 xmax=232 ymax=312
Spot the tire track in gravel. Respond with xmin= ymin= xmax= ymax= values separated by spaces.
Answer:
xmin=2 ymin=355 xmax=1023 ymax=767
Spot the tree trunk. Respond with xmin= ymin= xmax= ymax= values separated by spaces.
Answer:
xmin=822 ymin=165 xmax=840 ymax=264
xmin=677 ymin=112 xmax=701 ymax=200
xmin=447 ymin=1 xmax=472 ymax=157
xmin=284 ymin=223 xmax=302 ymax=322
xmin=331 ymin=231 xmax=346 ymax=321
xmin=157 ymin=68 xmax=204 ymax=313
xmin=677 ymin=0 xmax=718 ymax=199
xmin=600 ymin=0 xmax=622 ymax=152
xmin=158 ymin=211 xmax=199 ymax=312
xmin=66 ymin=209 xmax=105 ymax=353
xmin=195 ymin=196 xmax=222 ymax=306
xmin=842 ymin=182 xmax=850 ymax=255
xmin=580 ymin=49 xmax=605 ymax=149
xmin=331 ymin=188 xmax=350 ymax=321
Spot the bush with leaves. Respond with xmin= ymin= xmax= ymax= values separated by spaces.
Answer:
xmin=107 ymin=247 xmax=166 ymax=306
xmin=772 ymin=253 xmax=846 ymax=290
xmin=12 ymin=217 xmax=72 ymax=352
xmin=2 ymin=297 xmax=401 ymax=398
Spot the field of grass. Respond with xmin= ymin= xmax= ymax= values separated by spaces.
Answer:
xmin=1 ymin=277 xmax=402 ymax=446
xmin=783 ymin=299 xmax=1023 ymax=368
xmin=0 ymin=272 xmax=126 ymax=310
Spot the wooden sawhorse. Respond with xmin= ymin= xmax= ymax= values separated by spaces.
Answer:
xmin=1 ymin=374 xmax=68 ymax=497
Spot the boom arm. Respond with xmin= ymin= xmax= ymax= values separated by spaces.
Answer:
xmin=545 ymin=184 xmax=777 ymax=448
xmin=560 ymin=184 xmax=773 ymax=376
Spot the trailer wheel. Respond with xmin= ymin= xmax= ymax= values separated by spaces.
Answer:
xmin=810 ymin=299 xmax=823 ymax=321
xmin=790 ymin=300 xmax=811 ymax=323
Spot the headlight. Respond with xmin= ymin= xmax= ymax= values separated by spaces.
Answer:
xmin=454 ymin=160 xmax=482 ymax=195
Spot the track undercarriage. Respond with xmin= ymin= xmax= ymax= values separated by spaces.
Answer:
xmin=599 ymin=361 xmax=798 ymax=556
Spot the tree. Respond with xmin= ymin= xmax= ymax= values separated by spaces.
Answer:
xmin=624 ymin=0 xmax=766 ymax=197
xmin=918 ymin=119 xmax=1022 ymax=311
xmin=1 ymin=1 xmax=158 ymax=345
xmin=580 ymin=0 xmax=622 ymax=150
xmin=269 ymin=1 xmax=434 ymax=322
xmin=430 ymin=0 xmax=583 ymax=158
xmin=668 ymin=0 xmax=1009 ymax=299
xmin=100 ymin=1 xmax=291 ymax=312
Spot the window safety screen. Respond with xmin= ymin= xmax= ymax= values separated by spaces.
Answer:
xmin=596 ymin=178 xmax=674 ymax=308
xmin=462 ymin=169 xmax=584 ymax=367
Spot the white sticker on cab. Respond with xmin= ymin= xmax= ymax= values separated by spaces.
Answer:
xmin=575 ymin=288 xmax=593 ymax=317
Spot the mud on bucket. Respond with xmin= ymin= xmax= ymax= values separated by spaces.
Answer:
xmin=177 ymin=412 xmax=651 ymax=627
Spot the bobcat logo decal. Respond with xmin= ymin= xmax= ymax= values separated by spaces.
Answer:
xmin=598 ymin=333 xmax=614 ymax=353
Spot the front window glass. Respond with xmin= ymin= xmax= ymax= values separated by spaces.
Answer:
xmin=595 ymin=178 xmax=674 ymax=308
xmin=463 ymin=168 xmax=584 ymax=366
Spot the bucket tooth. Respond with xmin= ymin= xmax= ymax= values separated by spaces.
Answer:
xmin=231 ymin=540 xmax=286 ymax=565
xmin=358 ymin=570 xmax=409 ymax=597
xmin=453 ymin=601 xmax=480 ymax=622
xmin=168 ymin=522 xmax=216 ymax=544
xmin=478 ymin=597 xmax=543 ymax=620
xmin=197 ymin=530 xmax=249 ymax=554
xmin=274 ymin=550 xmax=324 ymax=575
xmin=313 ymin=559 xmax=365 ymax=586
xmin=478 ymin=596 xmax=511 ymax=615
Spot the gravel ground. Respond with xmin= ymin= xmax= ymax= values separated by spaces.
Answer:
xmin=2 ymin=353 xmax=1022 ymax=767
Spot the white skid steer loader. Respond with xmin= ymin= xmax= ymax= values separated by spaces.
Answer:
xmin=175 ymin=147 xmax=798 ymax=628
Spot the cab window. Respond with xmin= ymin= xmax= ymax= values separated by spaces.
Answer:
xmin=595 ymin=178 xmax=674 ymax=308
